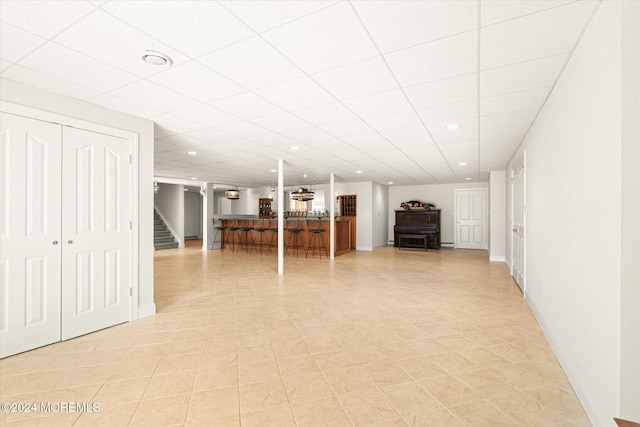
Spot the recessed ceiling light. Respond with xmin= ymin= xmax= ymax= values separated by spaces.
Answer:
xmin=141 ymin=50 xmax=173 ymax=66
xmin=445 ymin=123 xmax=462 ymax=130
xmin=388 ymin=181 xmax=393 ymax=185
xmin=303 ymin=173 xmax=307 ymax=178
xmin=465 ymin=177 xmax=472 ymax=180
xmin=269 ymin=169 xmax=277 ymax=173
xmin=356 ymin=170 xmax=363 ymax=174
xmin=187 ymin=151 xmax=197 ymax=155
xmin=459 ymin=162 xmax=467 ymax=166
xmin=191 ymin=177 xmax=197 ymax=180
xmin=290 ymin=146 xmax=300 ymax=151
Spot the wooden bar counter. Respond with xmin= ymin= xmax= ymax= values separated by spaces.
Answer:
xmin=220 ymin=217 xmax=352 ymax=256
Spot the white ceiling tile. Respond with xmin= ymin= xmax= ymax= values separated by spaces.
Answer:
xmin=394 ymin=137 xmax=437 ymax=151
xmin=216 ymin=121 xmax=272 ymax=138
xmin=198 ymin=36 xmax=304 ymax=89
xmin=0 ymin=23 xmax=46 ymax=63
xmin=480 ymin=126 xmax=528 ymax=144
xmin=416 ymin=100 xmax=478 ymax=125
xmin=171 ymin=104 xmax=240 ymax=127
xmin=318 ymin=119 xmax=373 ymax=138
xmin=103 ymin=1 xmax=253 ymax=57
xmin=481 ymin=2 xmax=596 ymax=70
xmin=3 ymin=64 xmax=101 ymax=100
xmin=404 ymin=73 xmax=477 ymax=109
xmin=364 ymin=111 xmax=422 ymax=131
xmin=378 ymin=125 xmax=431 ymax=141
xmin=385 ymin=31 xmax=477 ymax=87
xmin=153 ymin=115 xmax=207 ymax=138
xmin=221 ymin=0 xmax=337 ymax=33
xmin=343 ymin=89 xmax=412 ymax=118
xmin=90 ymin=93 xmax=162 ymax=118
xmin=293 ymin=102 xmax=357 ymax=126
xmin=480 ymin=109 xmax=539 ymax=131
xmin=183 ymin=128 xmax=237 ymax=144
xmin=286 ymin=127 xmax=338 ymax=145
xmin=19 ymin=42 xmax=139 ymax=92
xmin=480 ymin=86 xmax=551 ymax=116
xmin=248 ymin=133 xmax=298 ymax=147
xmin=352 ymin=0 xmax=477 ymax=53
xmin=311 ymin=56 xmax=398 ymax=100
xmin=149 ymin=61 xmax=244 ymax=102
xmin=0 ymin=60 xmax=12 ymax=72
xmin=439 ymin=142 xmax=478 ymax=152
xmin=217 ymin=138 xmax=266 ymax=151
xmin=0 ymin=0 xmax=94 ymax=38
xmin=210 ymin=92 xmax=283 ymax=120
xmin=262 ymin=2 xmax=378 ymax=73
xmin=433 ymin=130 xmax=478 ymax=145
xmin=250 ymin=112 xmax=312 ymax=133
xmin=341 ymin=132 xmax=390 ymax=148
xmin=54 ymin=10 xmax=190 ymax=78
xmin=481 ymin=54 xmax=568 ymax=97
xmin=110 ymin=79 xmax=198 ymax=112
xmin=481 ymin=0 xmax=574 ymax=26
xmin=154 ymin=139 xmax=184 ymax=153
xmin=255 ymin=76 xmax=334 ymax=111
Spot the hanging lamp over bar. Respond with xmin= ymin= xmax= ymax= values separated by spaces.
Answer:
xmin=290 ymin=187 xmax=314 ymax=201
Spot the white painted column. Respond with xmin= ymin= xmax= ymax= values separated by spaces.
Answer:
xmin=277 ymin=159 xmax=284 ymax=275
xmin=202 ymin=182 xmax=214 ymax=250
xmin=330 ymin=173 xmax=335 ymax=260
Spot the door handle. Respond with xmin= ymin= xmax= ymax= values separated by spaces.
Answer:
xmin=52 ymin=240 xmax=58 ymax=245
xmin=68 ymin=240 xmax=74 ymax=244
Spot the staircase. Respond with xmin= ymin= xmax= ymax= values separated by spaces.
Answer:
xmin=154 ymin=210 xmax=178 ymax=250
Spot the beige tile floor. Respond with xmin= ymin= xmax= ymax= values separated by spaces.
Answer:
xmin=0 ymin=243 xmax=591 ymax=426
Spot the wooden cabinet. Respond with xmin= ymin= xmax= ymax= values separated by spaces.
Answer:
xmin=258 ymin=198 xmax=273 ymax=218
xmin=337 ymin=194 xmax=357 ymax=249
xmin=393 ymin=209 xmax=441 ymax=250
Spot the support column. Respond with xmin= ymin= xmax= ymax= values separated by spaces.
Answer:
xmin=277 ymin=159 xmax=284 ymax=275
xmin=202 ymin=182 xmax=214 ymax=250
xmin=330 ymin=173 xmax=335 ymax=260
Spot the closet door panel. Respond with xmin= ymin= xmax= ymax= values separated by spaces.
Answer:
xmin=61 ymin=126 xmax=130 ymax=340
xmin=0 ymin=113 xmax=62 ymax=358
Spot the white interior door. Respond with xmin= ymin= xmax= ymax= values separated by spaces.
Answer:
xmin=455 ymin=189 xmax=488 ymax=250
xmin=511 ymin=154 xmax=526 ymax=292
xmin=61 ymin=126 xmax=131 ymax=340
xmin=0 ymin=113 xmax=62 ymax=358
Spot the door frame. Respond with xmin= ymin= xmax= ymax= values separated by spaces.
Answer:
xmin=510 ymin=151 xmax=527 ymax=296
xmin=453 ymin=187 xmax=489 ymax=250
xmin=1 ymin=101 xmax=140 ymax=321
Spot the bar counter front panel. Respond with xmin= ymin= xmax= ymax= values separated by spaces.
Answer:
xmin=220 ymin=218 xmax=352 ymax=256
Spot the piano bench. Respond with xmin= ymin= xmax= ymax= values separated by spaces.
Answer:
xmin=398 ymin=233 xmax=428 ymax=251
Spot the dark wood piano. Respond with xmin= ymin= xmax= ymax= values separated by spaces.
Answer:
xmin=393 ymin=209 xmax=441 ymax=250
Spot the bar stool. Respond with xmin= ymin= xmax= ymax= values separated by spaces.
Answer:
xmin=237 ymin=219 xmax=254 ymax=252
xmin=286 ymin=219 xmax=306 ymax=257
xmin=211 ymin=218 xmax=225 ymax=250
xmin=306 ymin=219 xmax=328 ymax=258
xmin=223 ymin=219 xmax=240 ymax=252
xmin=251 ymin=219 xmax=268 ymax=254
xmin=267 ymin=219 xmax=279 ymax=255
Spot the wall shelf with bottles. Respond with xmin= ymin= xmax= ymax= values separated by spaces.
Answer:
xmin=258 ymin=198 xmax=273 ymax=218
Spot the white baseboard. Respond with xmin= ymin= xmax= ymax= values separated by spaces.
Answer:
xmin=489 ymin=255 xmax=506 ymax=262
xmin=526 ymin=297 xmax=600 ymax=427
xmin=138 ymin=303 xmax=156 ymax=319
xmin=441 ymin=242 xmax=455 ymax=248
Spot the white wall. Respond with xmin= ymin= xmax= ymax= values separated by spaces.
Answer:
xmin=0 ymin=78 xmax=155 ymax=318
xmin=372 ymin=183 xmax=389 ymax=249
xmin=155 ymin=183 xmax=184 ymax=246
xmin=184 ymin=192 xmax=202 ymax=238
xmin=505 ymin=2 xmax=633 ymax=424
xmin=619 ymin=0 xmax=640 ymax=420
xmin=389 ymin=182 xmax=488 ymax=244
xmin=489 ymin=171 xmax=506 ymax=262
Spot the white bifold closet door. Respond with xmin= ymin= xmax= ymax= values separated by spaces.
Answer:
xmin=0 ymin=113 xmax=131 ymax=358
xmin=0 ymin=113 xmax=62 ymax=358
xmin=61 ymin=126 xmax=131 ymax=341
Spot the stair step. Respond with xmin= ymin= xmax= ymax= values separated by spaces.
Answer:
xmin=155 ymin=243 xmax=179 ymax=250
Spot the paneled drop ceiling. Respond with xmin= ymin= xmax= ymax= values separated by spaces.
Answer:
xmin=0 ymin=0 xmax=599 ymax=186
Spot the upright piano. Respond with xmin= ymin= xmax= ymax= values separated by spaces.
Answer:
xmin=393 ymin=209 xmax=441 ymax=249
